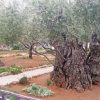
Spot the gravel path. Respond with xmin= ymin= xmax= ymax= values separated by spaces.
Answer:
xmin=0 ymin=65 xmax=53 ymax=86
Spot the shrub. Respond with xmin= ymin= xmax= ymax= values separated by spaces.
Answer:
xmin=47 ymin=79 xmax=53 ymax=86
xmin=7 ymin=96 xmax=16 ymax=100
xmin=12 ymin=44 xmax=21 ymax=50
xmin=9 ymin=64 xmax=22 ymax=74
xmin=13 ymin=45 xmax=20 ymax=50
xmin=0 ymin=65 xmax=22 ymax=74
xmin=19 ymin=76 xmax=28 ymax=85
xmin=23 ymin=83 xmax=54 ymax=97
xmin=0 ymin=68 xmax=7 ymax=73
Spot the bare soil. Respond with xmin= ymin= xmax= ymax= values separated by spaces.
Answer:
xmin=4 ymin=74 xmax=100 ymax=100
xmin=1 ymin=51 xmax=100 ymax=100
xmin=0 ymin=53 xmax=54 ymax=69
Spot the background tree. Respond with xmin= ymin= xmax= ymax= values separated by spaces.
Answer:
xmin=20 ymin=2 xmax=49 ymax=59
xmin=0 ymin=0 xmax=23 ymax=47
xmin=73 ymin=0 xmax=100 ymax=51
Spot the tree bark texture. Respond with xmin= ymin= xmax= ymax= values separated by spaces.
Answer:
xmin=51 ymin=39 xmax=92 ymax=91
xmin=87 ymin=33 xmax=100 ymax=84
xmin=29 ymin=45 xmax=33 ymax=59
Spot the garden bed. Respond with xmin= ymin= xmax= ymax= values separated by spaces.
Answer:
xmin=0 ymin=51 xmax=54 ymax=76
xmin=2 ymin=74 xmax=100 ymax=100
xmin=0 ymin=54 xmax=54 ymax=68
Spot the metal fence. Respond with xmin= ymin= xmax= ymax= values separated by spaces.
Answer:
xmin=0 ymin=89 xmax=40 ymax=100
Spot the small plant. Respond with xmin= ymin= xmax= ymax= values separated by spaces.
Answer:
xmin=7 ymin=95 xmax=16 ymax=100
xmin=0 ymin=65 xmax=22 ymax=74
xmin=19 ymin=76 xmax=28 ymax=85
xmin=23 ymin=83 xmax=54 ymax=97
xmin=9 ymin=64 xmax=22 ymax=74
xmin=47 ymin=79 xmax=53 ymax=86
xmin=0 ymin=67 xmax=7 ymax=73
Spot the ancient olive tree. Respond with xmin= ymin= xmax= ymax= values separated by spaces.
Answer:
xmin=35 ymin=0 xmax=100 ymax=91
xmin=0 ymin=0 xmax=100 ymax=91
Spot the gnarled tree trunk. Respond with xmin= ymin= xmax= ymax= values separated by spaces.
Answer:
xmin=51 ymin=39 xmax=92 ymax=91
xmin=87 ymin=33 xmax=100 ymax=84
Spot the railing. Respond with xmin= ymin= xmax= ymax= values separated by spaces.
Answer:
xmin=0 ymin=89 xmax=40 ymax=100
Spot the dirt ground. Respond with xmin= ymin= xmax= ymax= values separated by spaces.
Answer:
xmin=0 ymin=56 xmax=48 ymax=68
xmin=0 ymin=52 xmax=54 ymax=69
xmin=3 ymin=74 xmax=100 ymax=100
xmin=1 ymin=51 xmax=100 ymax=100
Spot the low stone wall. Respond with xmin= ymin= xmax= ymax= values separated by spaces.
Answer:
xmin=0 ymin=89 xmax=40 ymax=100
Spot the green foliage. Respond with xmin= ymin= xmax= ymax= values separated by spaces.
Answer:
xmin=47 ymin=79 xmax=53 ymax=86
xmin=0 ymin=0 xmax=100 ymax=48
xmin=0 ymin=65 xmax=22 ymax=74
xmin=12 ymin=45 xmax=20 ymax=50
xmin=23 ymin=83 xmax=54 ymax=97
xmin=34 ymin=0 xmax=100 ymax=42
xmin=0 ymin=2 xmax=23 ymax=47
xmin=7 ymin=96 xmax=16 ymax=100
xmin=9 ymin=64 xmax=22 ymax=74
xmin=0 ymin=67 xmax=8 ymax=73
xmin=19 ymin=76 xmax=28 ymax=85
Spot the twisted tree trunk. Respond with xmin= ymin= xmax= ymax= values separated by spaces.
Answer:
xmin=51 ymin=39 xmax=92 ymax=91
xmin=87 ymin=33 xmax=100 ymax=85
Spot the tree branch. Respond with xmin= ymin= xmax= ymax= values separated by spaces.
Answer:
xmin=33 ymin=48 xmax=54 ymax=66
xmin=20 ymin=41 xmax=30 ymax=49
